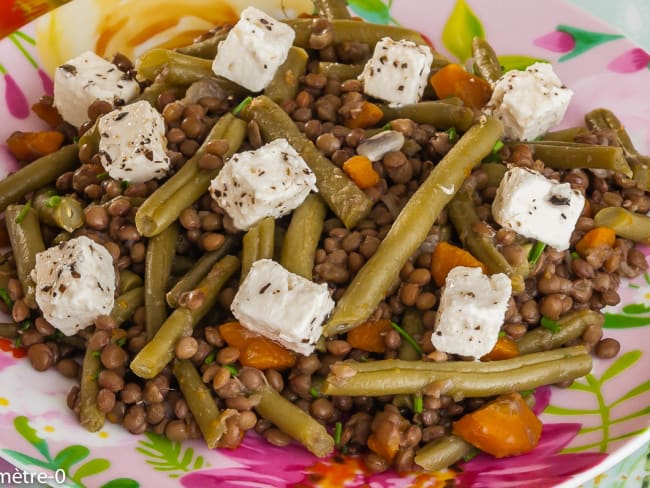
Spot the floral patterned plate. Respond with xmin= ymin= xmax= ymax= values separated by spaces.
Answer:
xmin=1 ymin=0 xmax=650 ymax=487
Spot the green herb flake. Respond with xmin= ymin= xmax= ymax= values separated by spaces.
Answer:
xmin=528 ymin=241 xmax=546 ymax=265
xmin=44 ymin=195 xmax=62 ymax=208
xmin=116 ymin=337 xmax=127 ymax=347
xmin=334 ymin=421 xmax=342 ymax=445
xmin=97 ymin=172 xmax=109 ymax=181
xmin=390 ymin=321 xmax=424 ymax=356
xmin=446 ymin=126 xmax=458 ymax=142
xmin=309 ymin=386 xmax=320 ymax=399
xmin=491 ymin=140 xmax=504 ymax=153
xmin=232 ymin=96 xmax=253 ymax=116
xmin=203 ymin=351 xmax=216 ymax=365
xmin=21 ymin=319 xmax=31 ymax=331
xmin=224 ymin=364 xmax=238 ymax=376
xmin=92 ymin=350 xmax=101 ymax=358
xmin=498 ymin=330 xmax=506 ymax=338
xmin=120 ymin=180 xmax=131 ymax=190
xmin=520 ymin=388 xmax=535 ymax=397
xmin=14 ymin=201 xmax=32 ymax=224
xmin=73 ymin=136 xmax=80 ymax=144
xmin=463 ymin=450 xmax=479 ymax=462
xmin=0 ymin=288 xmax=13 ymax=310
xmin=413 ymin=394 xmax=423 ymax=414
xmin=541 ymin=316 xmax=561 ymax=334
xmin=14 ymin=336 xmax=22 ymax=348
xmin=570 ymin=251 xmax=581 ymax=260
xmin=381 ymin=122 xmax=392 ymax=131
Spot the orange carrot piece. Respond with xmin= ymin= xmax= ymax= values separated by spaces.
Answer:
xmin=344 ymin=101 xmax=384 ymax=129
xmin=430 ymin=63 xmax=492 ymax=110
xmin=218 ymin=321 xmax=297 ymax=370
xmin=452 ymin=392 xmax=542 ymax=458
xmin=575 ymin=227 xmax=616 ymax=257
xmin=431 ymin=241 xmax=488 ymax=287
xmin=481 ymin=335 xmax=519 ymax=361
xmin=346 ymin=318 xmax=392 ymax=353
xmin=342 ymin=155 xmax=380 ymax=189
xmin=367 ymin=428 xmax=401 ymax=463
xmin=31 ymin=100 xmax=63 ymax=128
xmin=6 ymin=131 xmax=65 ymax=162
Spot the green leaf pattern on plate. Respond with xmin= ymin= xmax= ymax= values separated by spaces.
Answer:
xmin=545 ymin=351 xmax=650 ymax=453
xmin=442 ymin=0 xmax=484 ymax=62
xmin=347 ymin=0 xmax=397 ymax=25
xmin=497 ymin=55 xmax=550 ymax=72
xmin=136 ymin=431 xmax=206 ymax=478
xmin=1 ymin=416 xmax=140 ymax=488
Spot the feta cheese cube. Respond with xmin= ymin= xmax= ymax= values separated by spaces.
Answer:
xmin=484 ymin=62 xmax=573 ymax=141
xmin=432 ymin=266 xmax=511 ymax=358
xmin=492 ymin=167 xmax=585 ymax=251
xmin=53 ymin=51 xmax=140 ymax=128
xmin=231 ymin=259 xmax=335 ymax=355
xmin=212 ymin=6 xmax=295 ymax=92
xmin=97 ymin=100 xmax=170 ymax=183
xmin=32 ymin=236 xmax=116 ymax=336
xmin=359 ymin=37 xmax=433 ymax=106
xmin=209 ymin=138 xmax=317 ymax=231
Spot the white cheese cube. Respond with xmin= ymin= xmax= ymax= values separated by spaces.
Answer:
xmin=53 ymin=51 xmax=140 ymax=128
xmin=211 ymin=6 xmax=295 ymax=92
xmin=359 ymin=37 xmax=433 ymax=106
xmin=231 ymin=259 xmax=335 ymax=355
xmin=492 ymin=167 xmax=585 ymax=251
xmin=32 ymin=236 xmax=116 ymax=336
xmin=97 ymin=100 xmax=170 ymax=183
xmin=432 ymin=266 xmax=511 ymax=359
xmin=484 ymin=62 xmax=573 ymax=141
xmin=209 ymin=138 xmax=317 ymax=231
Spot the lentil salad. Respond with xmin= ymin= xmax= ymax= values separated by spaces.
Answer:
xmin=1 ymin=0 xmax=649 ymax=476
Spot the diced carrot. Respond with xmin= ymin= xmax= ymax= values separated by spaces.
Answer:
xmin=6 ymin=131 xmax=65 ymax=163
xmin=342 ymin=155 xmax=380 ymax=189
xmin=430 ymin=63 xmax=493 ymax=110
xmin=346 ymin=318 xmax=392 ymax=353
xmin=218 ymin=321 xmax=297 ymax=370
xmin=239 ymin=339 xmax=297 ymax=370
xmin=431 ymin=241 xmax=488 ymax=287
xmin=367 ymin=428 xmax=401 ymax=463
xmin=452 ymin=392 xmax=542 ymax=458
xmin=481 ymin=335 xmax=520 ymax=361
xmin=575 ymin=227 xmax=616 ymax=257
xmin=31 ymin=100 xmax=63 ymax=128
xmin=344 ymin=101 xmax=383 ymax=129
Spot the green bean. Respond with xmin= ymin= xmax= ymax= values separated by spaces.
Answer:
xmin=0 ymin=323 xmax=19 ymax=339
xmin=593 ymin=207 xmax=650 ymax=245
xmin=130 ymin=255 xmax=240 ymax=379
xmin=5 ymin=205 xmax=46 ymax=308
xmin=166 ymin=236 xmax=237 ymax=307
xmin=254 ymin=383 xmax=334 ymax=457
xmin=280 ymin=194 xmax=326 ymax=280
xmin=118 ymin=269 xmax=143 ymax=294
xmin=524 ymin=141 xmax=632 ymax=177
xmin=176 ymin=27 xmax=230 ymax=58
xmin=323 ymin=117 xmax=503 ymax=336
xmin=136 ymin=82 xmax=186 ymax=106
xmin=480 ymin=162 xmax=508 ymax=187
xmin=136 ymin=113 xmax=246 ymax=237
xmin=79 ymin=344 xmax=105 ymax=432
xmin=172 ymin=359 xmax=235 ymax=448
xmin=471 ymin=37 xmax=502 ymax=85
xmin=111 ymin=286 xmax=145 ymax=327
xmin=78 ymin=124 xmax=99 ymax=156
xmin=316 ymin=62 xmax=364 ymax=80
xmin=264 ymin=47 xmax=308 ymax=104
xmin=286 ymin=19 xmax=425 ymax=48
xmin=32 ymin=189 xmax=84 ymax=233
xmin=333 ymin=345 xmax=588 ymax=374
xmin=415 ymin=435 xmax=475 ymax=471
xmin=240 ymin=95 xmax=373 ymax=229
xmin=0 ymin=144 xmax=79 ymax=213
xmin=0 ymin=258 xmax=16 ymax=291
xmin=397 ymin=309 xmax=424 ymax=361
xmin=516 ymin=309 xmax=604 ymax=354
xmin=145 ymin=222 xmax=178 ymax=340
xmin=448 ymin=185 xmax=526 ymax=292
xmin=241 ymin=217 xmax=275 ymax=282
xmin=170 ymin=255 xmax=194 ymax=276
xmin=585 ymin=108 xmax=650 ymax=190
xmin=314 ymin=0 xmax=351 ymax=19
xmin=378 ymin=101 xmax=474 ymax=132
xmin=542 ymin=126 xmax=589 ymax=142
xmin=322 ymin=352 xmax=592 ymax=397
